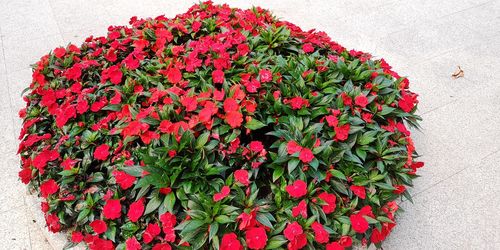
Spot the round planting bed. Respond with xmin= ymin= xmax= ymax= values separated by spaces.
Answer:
xmin=18 ymin=2 xmax=423 ymax=249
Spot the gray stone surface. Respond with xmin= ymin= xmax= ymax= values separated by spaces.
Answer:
xmin=0 ymin=0 xmax=499 ymax=249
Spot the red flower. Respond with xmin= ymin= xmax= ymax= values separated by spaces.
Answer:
xmin=53 ymin=47 xmax=66 ymax=58
xmin=113 ymin=170 xmax=136 ymax=190
xmin=105 ymin=49 xmax=117 ymax=62
xmin=287 ymin=140 xmax=302 ymax=155
xmin=220 ymin=233 xmax=243 ymax=250
xmin=40 ymin=179 xmax=59 ymax=198
xmin=393 ymin=185 xmax=406 ymax=194
xmin=326 ymin=242 xmax=344 ymax=250
xmin=41 ymin=202 xmax=49 ymax=212
xmin=350 ymin=185 xmax=366 ymax=199
xmin=398 ymin=92 xmax=415 ymax=112
xmin=361 ymin=112 xmax=373 ymax=123
xmin=273 ymin=90 xmax=281 ymax=99
xmin=354 ymin=94 xmax=368 ymax=108
xmin=126 ymin=237 xmax=142 ymax=250
xmin=359 ymin=205 xmax=375 ymax=218
xmin=237 ymin=210 xmax=258 ymax=230
xmin=370 ymin=227 xmax=386 ymax=243
xmin=288 ymin=232 xmax=307 ymax=250
xmin=61 ymin=158 xmax=78 ymax=170
xmin=259 ymin=69 xmax=272 ymax=82
xmin=45 ymin=213 xmax=61 ymax=233
xmin=245 ymin=227 xmax=267 ymax=250
xmin=90 ymin=97 xmax=107 ymax=112
xmin=284 ymin=222 xmax=303 ymax=241
xmin=311 ymin=222 xmax=329 ymax=243
xmin=67 ymin=81 xmax=82 ymax=95
xmin=212 ymin=70 xmax=225 ymax=83
xmin=302 ymin=43 xmax=314 ymax=53
xmin=234 ymin=169 xmax=250 ymax=186
xmin=213 ymin=186 xmax=230 ymax=202
xmin=396 ymin=122 xmax=410 ymax=136
xmin=19 ymin=167 xmax=32 ymax=184
xmin=225 ymin=111 xmax=243 ymax=128
xmin=94 ymin=144 xmax=110 ymax=161
xmin=76 ymin=98 xmax=89 ymax=114
xmin=152 ymin=243 xmax=172 ymax=250
xmin=123 ymin=55 xmax=140 ymax=70
xmin=292 ymin=200 xmax=307 ymax=218
xmin=101 ymin=65 xmax=123 ymax=85
xmin=288 ymin=96 xmax=309 ymax=110
xmin=286 ymin=180 xmax=307 ymax=198
xmin=350 ymin=213 xmax=369 ymax=233
xmin=318 ymin=192 xmax=337 ymax=214
xmin=71 ymin=231 xmax=84 ymax=243
xmin=110 ymin=90 xmax=122 ymax=105
xmin=88 ymin=237 xmax=114 ymax=250
xmin=249 ymin=141 xmax=264 ymax=152
xmin=223 ymin=98 xmax=239 ymax=112
xmin=244 ymin=78 xmax=261 ymax=93
xmin=103 ymin=199 xmax=122 ymax=220
xmin=127 ymin=198 xmax=144 ymax=222
xmin=341 ymin=93 xmax=352 ymax=106
xmin=298 ymin=148 xmax=314 ymax=163
xmin=159 ymin=212 xmax=177 ymax=242
xmin=181 ymin=96 xmax=198 ymax=112
xmin=338 ymin=236 xmax=352 ymax=247
xmin=334 ymin=124 xmax=350 ymax=141
xmin=409 ymin=161 xmax=424 ymax=174
xmin=159 ymin=187 xmax=172 ymax=195
xmin=64 ymin=64 xmax=82 ymax=81
xmin=166 ymin=67 xmax=182 ymax=84
xmin=325 ymin=115 xmax=338 ymax=127
xmin=143 ymin=223 xmax=161 ymax=243
xmin=33 ymin=149 xmax=59 ymax=172
xmin=90 ymin=220 xmax=107 ymax=234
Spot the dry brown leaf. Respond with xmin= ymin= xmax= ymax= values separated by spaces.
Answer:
xmin=452 ymin=66 xmax=464 ymax=79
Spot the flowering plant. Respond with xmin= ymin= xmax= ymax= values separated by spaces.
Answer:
xmin=18 ymin=2 xmax=423 ymax=250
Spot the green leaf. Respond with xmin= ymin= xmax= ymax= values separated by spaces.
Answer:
xmin=245 ymin=119 xmax=266 ymax=130
xmin=76 ymin=208 xmax=90 ymax=222
xmin=272 ymin=167 xmax=284 ymax=182
xmin=364 ymin=215 xmax=379 ymax=224
xmin=329 ymin=169 xmax=347 ymax=181
xmin=256 ymin=213 xmax=274 ymax=230
xmin=309 ymin=158 xmax=319 ymax=170
xmin=102 ymin=104 xmax=122 ymax=111
xmin=58 ymin=170 xmax=76 ymax=176
xmin=341 ymin=223 xmax=350 ymax=235
xmin=215 ymin=215 xmax=233 ymax=224
xmin=144 ymin=196 xmax=162 ymax=215
xmin=181 ymin=220 xmax=206 ymax=234
xmin=195 ymin=131 xmax=210 ymax=149
xmin=141 ymin=117 xmax=160 ymax=126
xmin=208 ymin=222 xmax=219 ymax=241
xmin=374 ymin=182 xmax=395 ymax=190
xmin=380 ymin=106 xmax=396 ymax=115
xmin=266 ymin=235 xmax=287 ymax=249
xmin=164 ymin=192 xmax=176 ymax=213
xmin=358 ymin=130 xmax=378 ymax=145
xmin=121 ymin=166 xmax=144 ymax=177
xmin=287 ymin=158 xmax=300 ymax=173
xmin=377 ymin=216 xmax=394 ymax=223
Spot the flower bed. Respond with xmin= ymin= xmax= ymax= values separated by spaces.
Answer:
xmin=18 ymin=2 xmax=423 ymax=250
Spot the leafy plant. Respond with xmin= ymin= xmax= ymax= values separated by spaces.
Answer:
xmin=18 ymin=2 xmax=423 ymax=250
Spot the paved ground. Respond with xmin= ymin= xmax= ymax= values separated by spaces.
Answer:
xmin=1 ymin=0 xmax=499 ymax=249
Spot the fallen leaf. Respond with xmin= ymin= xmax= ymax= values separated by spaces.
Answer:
xmin=452 ymin=66 xmax=464 ymax=79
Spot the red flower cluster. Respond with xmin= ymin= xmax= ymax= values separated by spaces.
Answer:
xmin=18 ymin=2 xmax=422 ymax=249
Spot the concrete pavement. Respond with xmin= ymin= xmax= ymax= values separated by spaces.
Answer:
xmin=0 ymin=0 xmax=499 ymax=249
